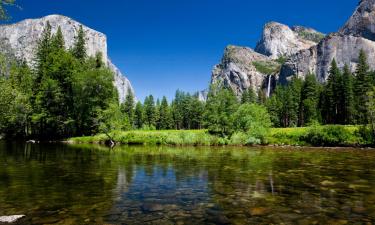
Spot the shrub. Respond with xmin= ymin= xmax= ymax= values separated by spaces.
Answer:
xmin=301 ymin=125 xmax=351 ymax=146
xmin=231 ymin=104 xmax=272 ymax=143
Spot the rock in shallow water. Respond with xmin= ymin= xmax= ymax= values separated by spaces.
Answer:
xmin=0 ymin=215 xmax=25 ymax=224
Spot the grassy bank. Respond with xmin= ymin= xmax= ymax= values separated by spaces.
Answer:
xmin=69 ymin=130 xmax=228 ymax=146
xmin=68 ymin=125 xmax=370 ymax=147
xmin=267 ymin=125 xmax=364 ymax=147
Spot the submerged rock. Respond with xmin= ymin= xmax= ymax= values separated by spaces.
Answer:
xmin=0 ymin=215 xmax=25 ymax=224
xmin=141 ymin=203 xmax=164 ymax=212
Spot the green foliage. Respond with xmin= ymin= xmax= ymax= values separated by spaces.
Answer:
xmin=231 ymin=104 xmax=271 ymax=143
xmin=354 ymin=49 xmax=372 ymax=124
xmin=0 ymin=22 xmax=119 ymax=139
xmin=294 ymin=30 xmax=325 ymax=43
xmin=266 ymin=77 xmax=302 ymax=127
xmin=322 ymin=59 xmax=340 ymax=123
xmin=134 ymin=102 xmax=144 ymax=129
xmin=158 ymin=96 xmax=173 ymax=130
xmin=171 ymin=90 xmax=204 ymax=130
xmin=301 ymin=125 xmax=353 ymax=147
xmin=70 ymin=130 xmax=228 ymax=146
xmin=144 ymin=95 xmax=156 ymax=127
xmin=241 ymin=88 xmax=256 ymax=104
xmin=342 ymin=65 xmax=355 ymax=124
xmin=203 ymin=83 xmax=239 ymax=136
xmin=71 ymin=25 xmax=87 ymax=61
xmin=300 ymin=74 xmax=321 ymax=126
xmin=252 ymin=61 xmax=279 ymax=75
xmin=121 ymin=89 xmax=135 ymax=127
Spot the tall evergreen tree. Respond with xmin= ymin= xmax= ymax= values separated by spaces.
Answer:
xmin=144 ymin=95 xmax=156 ymax=128
xmin=299 ymin=74 xmax=321 ymax=126
xmin=158 ymin=96 xmax=173 ymax=130
xmin=134 ymin=102 xmax=144 ymax=129
xmin=121 ymin=90 xmax=135 ymax=127
xmin=51 ymin=26 xmax=65 ymax=50
xmin=241 ymin=88 xmax=256 ymax=104
xmin=72 ymin=25 xmax=87 ymax=60
xmin=35 ymin=21 xmax=52 ymax=81
xmin=321 ymin=59 xmax=343 ymax=124
xmin=204 ymin=83 xmax=239 ymax=136
xmin=354 ymin=49 xmax=372 ymax=124
xmin=342 ymin=64 xmax=355 ymax=124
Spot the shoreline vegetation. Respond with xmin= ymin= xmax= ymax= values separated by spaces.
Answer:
xmin=67 ymin=125 xmax=372 ymax=148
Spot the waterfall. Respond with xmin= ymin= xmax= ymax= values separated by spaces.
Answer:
xmin=267 ymin=75 xmax=272 ymax=98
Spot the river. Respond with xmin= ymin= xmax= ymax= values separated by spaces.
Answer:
xmin=0 ymin=142 xmax=374 ymax=224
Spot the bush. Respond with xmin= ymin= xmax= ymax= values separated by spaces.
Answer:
xmin=231 ymin=104 xmax=271 ymax=142
xmin=357 ymin=126 xmax=375 ymax=146
xmin=301 ymin=125 xmax=352 ymax=146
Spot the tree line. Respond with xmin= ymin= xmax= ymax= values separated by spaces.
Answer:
xmin=0 ymin=22 xmax=118 ymax=139
xmin=2 ymin=22 xmax=375 ymax=141
xmin=266 ymin=50 xmax=375 ymax=128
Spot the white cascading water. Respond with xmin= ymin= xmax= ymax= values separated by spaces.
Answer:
xmin=267 ymin=75 xmax=272 ymax=98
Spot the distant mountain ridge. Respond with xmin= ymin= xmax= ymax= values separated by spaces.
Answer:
xmin=210 ymin=0 xmax=375 ymax=98
xmin=0 ymin=14 xmax=135 ymax=102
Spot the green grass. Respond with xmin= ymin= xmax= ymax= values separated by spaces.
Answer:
xmin=69 ymin=130 xmax=229 ymax=146
xmin=68 ymin=125 xmax=368 ymax=147
xmin=267 ymin=125 xmax=363 ymax=147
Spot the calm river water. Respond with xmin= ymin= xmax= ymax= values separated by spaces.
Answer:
xmin=0 ymin=142 xmax=375 ymax=224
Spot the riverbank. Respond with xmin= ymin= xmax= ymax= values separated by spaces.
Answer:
xmin=68 ymin=125 xmax=371 ymax=147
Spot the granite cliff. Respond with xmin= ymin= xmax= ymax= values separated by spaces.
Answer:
xmin=281 ymin=0 xmax=375 ymax=83
xmin=211 ymin=0 xmax=375 ymax=97
xmin=0 ymin=14 xmax=135 ymax=102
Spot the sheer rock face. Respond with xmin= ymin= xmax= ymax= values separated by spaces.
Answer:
xmin=211 ymin=45 xmax=275 ymax=96
xmin=255 ymin=22 xmax=322 ymax=59
xmin=340 ymin=0 xmax=375 ymax=41
xmin=0 ymin=14 xmax=135 ymax=102
xmin=281 ymin=0 xmax=375 ymax=83
xmin=280 ymin=34 xmax=375 ymax=83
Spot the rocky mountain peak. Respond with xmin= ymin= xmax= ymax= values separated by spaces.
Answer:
xmin=0 ymin=14 xmax=135 ymax=102
xmin=212 ymin=45 xmax=278 ymax=97
xmin=255 ymin=22 xmax=322 ymax=59
xmin=340 ymin=0 xmax=375 ymax=41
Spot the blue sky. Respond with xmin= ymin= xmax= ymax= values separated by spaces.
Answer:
xmin=3 ymin=0 xmax=358 ymax=101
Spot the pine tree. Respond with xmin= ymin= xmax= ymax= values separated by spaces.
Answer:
xmin=203 ymin=84 xmax=239 ymax=136
xmin=35 ymin=21 xmax=52 ymax=78
xmin=190 ymin=95 xmax=205 ymax=129
xmin=72 ymin=25 xmax=87 ymax=60
xmin=299 ymin=74 xmax=321 ymax=126
xmin=158 ymin=96 xmax=173 ymax=130
xmin=121 ymin=89 xmax=135 ymax=127
xmin=171 ymin=90 xmax=184 ymax=129
xmin=354 ymin=49 xmax=372 ymax=124
xmin=134 ymin=102 xmax=144 ymax=129
xmin=342 ymin=64 xmax=355 ymax=124
xmin=321 ymin=59 xmax=342 ymax=124
xmin=51 ymin=26 xmax=65 ymax=50
xmin=241 ymin=88 xmax=256 ymax=104
xmin=144 ymin=95 xmax=156 ymax=128
xmin=257 ymin=89 xmax=267 ymax=105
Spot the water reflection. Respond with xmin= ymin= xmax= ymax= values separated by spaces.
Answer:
xmin=0 ymin=142 xmax=374 ymax=224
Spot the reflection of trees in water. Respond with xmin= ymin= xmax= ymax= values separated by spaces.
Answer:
xmin=0 ymin=143 xmax=120 ymax=224
xmin=2 ymin=144 xmax=375 ymax=224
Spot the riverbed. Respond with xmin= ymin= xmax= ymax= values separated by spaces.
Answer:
xmin=0 ymin=142 xmax=374 ymax=224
